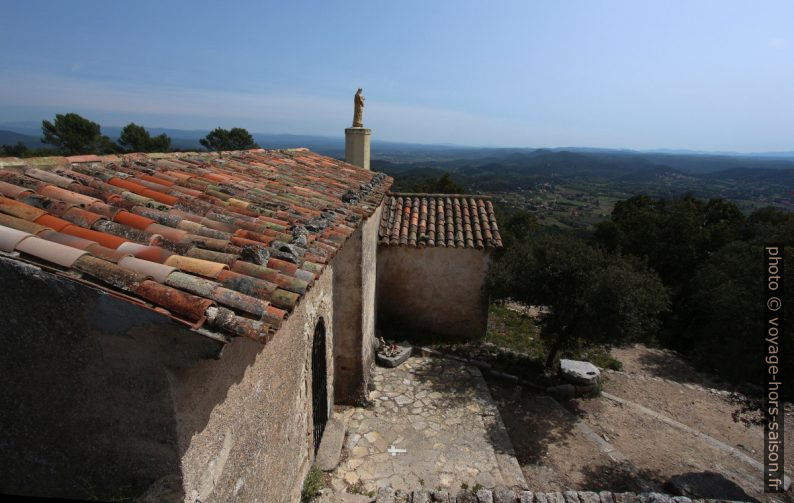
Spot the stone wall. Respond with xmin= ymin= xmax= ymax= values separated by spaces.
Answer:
xmin=0 ymin=253 xmax=337 ymax=503
xmin=370 ymin=488 xmax=747 ymax=503
xmin=1 ymin=202 xmax=387 ymax=501
xmin=377 ymin=246 xmax=492 ymax=341
xmin=333 ymin=205 xmax=382 ymax=404
xmin=172 ymin=261 xmax=335 ymax=503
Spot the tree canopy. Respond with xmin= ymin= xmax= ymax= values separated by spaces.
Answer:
xmin=41 ymin=113 xmax=117 ymax=155
xmin=118 ymin=123 xmax=171 ymax=152
xmin=594 ymin=194 xmax=745 ymax=289
xmin=589 ymin=195 xmax=793 ymax=397
xmin=0 ymin=142 xmax=31 ymax=157
xmin=490 ymin=232 xmax=669 ymax=366
xmin=200 ymin=127 xmax=259 ymax=151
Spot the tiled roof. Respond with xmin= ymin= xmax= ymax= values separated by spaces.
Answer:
xmin=0 ymin=149 xmax=391 ymax=344
xmin=379 ymin=193 xmax=502 ymax=249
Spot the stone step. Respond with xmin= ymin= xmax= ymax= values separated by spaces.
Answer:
xmin=316 ymin=415 xmax=347 ymax=472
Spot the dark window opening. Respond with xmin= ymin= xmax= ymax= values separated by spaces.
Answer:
xmin=311 ymin=318 xmax=328 ymax=454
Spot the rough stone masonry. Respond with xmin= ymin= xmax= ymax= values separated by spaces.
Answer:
xmin=368 ymin=488 xmax=749 ymax=503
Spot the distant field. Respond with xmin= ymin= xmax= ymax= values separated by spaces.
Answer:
xmin=377 ymin=149 xmax=794 ymax=231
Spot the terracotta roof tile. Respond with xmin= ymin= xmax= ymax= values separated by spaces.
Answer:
xmin=0 ymin=148 xmax=392 ymax=344
xmin=15 ymin=236 xmax=89 ymax=267
xmin=379 ymin=193 xmax=502 ymax=249
xmin=0 ymin=225 xmax=32 ymax=252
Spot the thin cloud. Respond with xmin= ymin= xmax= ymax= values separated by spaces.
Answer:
xmin=0 ymin=71 xmax=544 ymax=146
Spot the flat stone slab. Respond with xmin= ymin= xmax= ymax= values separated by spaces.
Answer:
xmin=316 ymin=416 xmax=346 ymax=471
xmin=560 ymin=359 xmax=600 ymax=385
xmin=331 ymin=356 xmax=526 ymax=495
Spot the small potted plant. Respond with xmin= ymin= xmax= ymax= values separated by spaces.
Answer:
xmin=375 ymin=337 xmax=411 ymax=367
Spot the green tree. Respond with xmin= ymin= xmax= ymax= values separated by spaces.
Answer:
xmin=502 ymin=209 xmax=538 ymax=245
xmin=148 ymin=133 xmax=172 ymax=152
xmin=491 ymin=234 xmax=669 ymax=366
xmin=592 ymin=196 xmax=793 ymax=397
xmin=595 ymin=194 xmax=745 ymax=288
xmin=433 ymin=173 xmax=464 ymax=193
xmin=118 ymin=123 xmax=171 ymax=152
xmin=683 ymin=242 xmax=793 ymax=397
xmin=403 ymin=172 xmax=466 ymax=193
xmin=744 ymin=205 xmax=794 ymax=244
xmin=41 ymin=113 xmax=117 ymax=155
xmin=200 ymin=127 xmax=259 ymax=151
xmin=1 ymin=142 xmax=29 ymax=157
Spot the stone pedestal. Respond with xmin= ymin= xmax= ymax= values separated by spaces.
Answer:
xmin=345 ymin=127 xmax=371 ymax=170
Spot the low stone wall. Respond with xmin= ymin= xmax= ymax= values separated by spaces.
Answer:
xmin=373 ymin=488 xmax=748 ymax=503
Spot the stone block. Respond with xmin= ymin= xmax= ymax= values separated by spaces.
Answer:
xmin=430 ymin=490 xmax=450 ymax=503
xmin=493 ymin=487 xmax=516 ymax=503
xmin=476 ymin=488 xmax=494 ymax=503
xmin=647 ymin=493 xmax=671 ymax=503
xmin=614 ymin=493 xmax=637 ymax=503
xmin=377 ymin=487 xmax=396 ymax=503
xmin=563 ymin=491 xmax=580 ymax=503
xmin=578 ymin=492 xmax=600 ymax=503
xmin=560 ymin=359 xmax=600 ymax=384
xmin=315 ymin=417 xmax=346 ymax=471
xmin=598 ymin=491 xmax=614 ymax=503
xmin=519 ymin=492 xmax=534 ymax=503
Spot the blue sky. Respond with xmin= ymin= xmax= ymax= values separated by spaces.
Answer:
xmin=1 ymin=0 xmax=792 ymax=151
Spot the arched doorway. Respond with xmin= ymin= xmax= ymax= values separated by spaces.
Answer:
xmin=311 ymin=318 xmax=328 ymax=454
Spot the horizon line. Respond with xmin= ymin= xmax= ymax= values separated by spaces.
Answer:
xmin=1 ymin=120 xmax=793 ymax=157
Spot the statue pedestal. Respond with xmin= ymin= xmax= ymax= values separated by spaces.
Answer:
xmin=345 ymin=127 xmax=371 ymax=170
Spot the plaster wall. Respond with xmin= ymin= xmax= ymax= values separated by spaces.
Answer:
xmin=376 ymin=246 xmax=491 ymax=341
xmin=332 ymin=205 xmax=381 ymax=404
xmin=360 ymin=204 xmax=381 ymax=393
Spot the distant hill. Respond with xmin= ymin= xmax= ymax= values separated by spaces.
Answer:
xmin=375 ymin=149 xmax=794 ymax=206
xmin=0 ymin=130 xmax=41 ymax=148
xmin=2 ymin=121 xmax=792 ymax=169
xmin=701 ymin=167 xmax=794 ymax=186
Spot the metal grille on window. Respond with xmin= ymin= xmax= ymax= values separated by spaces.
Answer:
xmin=311 ymin=319 xmax=328 ymax=454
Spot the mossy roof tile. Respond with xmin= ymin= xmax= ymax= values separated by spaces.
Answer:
xmin=0 ymin=148 xmax=392 ymax=344
xmin=379 ymin=193 xmax=502 ymax=249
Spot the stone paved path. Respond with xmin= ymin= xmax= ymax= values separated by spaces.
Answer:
xmin=329 ymin=356 xmax=526 ymax=495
